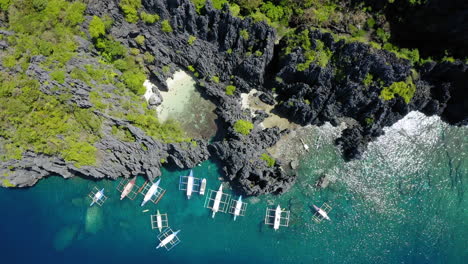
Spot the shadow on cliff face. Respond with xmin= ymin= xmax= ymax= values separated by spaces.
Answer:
xmin=357 ymin=0 xmax=468 ymax=58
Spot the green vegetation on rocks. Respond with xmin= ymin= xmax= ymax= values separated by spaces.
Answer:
xmin=111 ymin=125 xmax=136 ymax=142
xmin=89 ymin=16 xmax=106 ymax=39
xmin=119 ymin=0 xmax=141 ymax=23
xmin=363 ymin=73 xmax=373 ymax=87
xmin=140 ymin=11 xmax=159 ymax=24
xmin=161 ymin=20 xmax=173 ymax=33
xmin=134 ymin=35 xmax=145 ymax=45
xmin=380 ymin=76 xmax=416 ymax=103
xmin=239 ymin=29 xmax=249 ymax=40
xmin=260 ymin=153 xmax=275 ymax=167
xmin=187 ymin=35 xmax=197 ymax=45
xmin=233 ymin=120 xmax=254 ymax=135
xmin=225 ymin=85 xmax=236 ymax=95
xmin=286 ymin=30 xmax=332 ymax=71
xmin=0 ymin=0 xmax=189 ymax=168
xmin=210 ymin=76 xmax=220 ymax=83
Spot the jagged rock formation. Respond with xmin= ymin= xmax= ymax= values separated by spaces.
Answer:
xmin=1 ymin=0 xmax=466 ymax=196
xmin=264 ymin=29 xmax=467 ymax=160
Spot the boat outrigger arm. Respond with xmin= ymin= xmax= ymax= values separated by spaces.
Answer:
xmin=90 ymin=188 xmax=104 ymax=206
xmin=141 ymin=179 xmax=161 ymax=206
xmin=233 ymin=195 xmax=243 ymax=221
xmin=212 ymin=184 xmax=223 ymax=218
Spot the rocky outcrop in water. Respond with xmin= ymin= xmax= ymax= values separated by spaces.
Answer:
xmin=267 ymin=28 xmax=467 ymax=160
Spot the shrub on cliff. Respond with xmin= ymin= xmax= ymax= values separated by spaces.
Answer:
xmin=380 ymin=77 xmax=416 ymax=103
xmin=140 ymin=11 xmax=159 ymax=24
xmin=161 ymin=20 xmax=173 ymax=33
xmin=233 ymin=120 xmax=254 ymax=135
xmin=225 ymin=85 xmax=236 ymax=95
xmin=135 ymin=35 xmax=145 ymax=45
xmin=119 ymin=0 xmax=142 ymax=23
xmin=121 ymin=70 xmax=146 ymax=95
xmin=239 ymin=29 xmax=249 ymax=40
xmin=187 ymin=35 xmax=197 ymax=45
xmin=89 ymin=16 xmax=106 ymax=39
xmin=260 ymin=153 xmax=275 ymax=167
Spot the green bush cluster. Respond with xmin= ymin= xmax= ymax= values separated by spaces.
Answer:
xmin=121 ymin=70 xmax=146 ymax=95
xmin=111 ymin=125 xmax=136 ymax=142
xmin=143 ymin=52 xmax=155 ymax=63
xmin=239 ymin=29 xmax=249 ymax=40
xmin=0 ymin=0 xmax=104 ymax=167
xmin=94 ymin=37 xmax=126 ymax=61
xmin=365 ymin=117 xmax=374 ymax=125
xmin=119 ymin=0 xmax=142 ymax=23
xmin=233 ymin=119 xmax=254 ymax=135
xmin=0 ymin=73 xmax=100 ymax=166
xmin=2 ymin=0 xmax=86 ymax=68
xmin=140 ymin=11 xmax=159 ymax=24
xmin=191 ymin=0 xmax=206 ymax=14
xmin=210 ymin=76 xmax=220 ymax=83
xmin=380 ymin=76 xmax=416 ymax=103
xmin=89 ymin=16 xmax=106 ymax=39
xmin=187 ymin=35 xmax=197 ymax=45
xmin=1 ymin=0 xmax=190 ymax=167
xmin=293 ymin=37 xmax=332 ymax=71
xmin=161 ymin=20 xmax=173 ymax=33
xmin=51 ymin=70 xmax=66 ymax=83
xmin=135 ymin=35 xmax=145 ymax=45
xmin=225 ymin=85 xmax=236 ymax=95
xmin=187 ymin=65 xmax=195 ymax=72
xmin=260 ymin=153 xmax=275 ymax=167
xmin=363 ymin=73 xmax=373 ymax=87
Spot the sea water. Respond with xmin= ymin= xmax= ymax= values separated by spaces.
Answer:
xmin=0 ymin=112 xmax=466 ymax=263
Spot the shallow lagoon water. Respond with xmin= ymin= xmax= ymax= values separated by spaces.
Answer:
xmin=1 ymin=112 xmax=467 ymax=263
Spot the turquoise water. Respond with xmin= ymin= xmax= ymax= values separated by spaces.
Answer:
xmin=1 ymin=112 xmax=467 ymax=263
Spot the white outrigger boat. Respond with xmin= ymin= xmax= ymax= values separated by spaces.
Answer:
xmin=179 ymin=170 xmax=201 ymax=199
xmin=273 ymin=205 xmax=282 ymax=230
xmin=211 ymin=184 xmax=223 ymax=218
xmin=156 ymin=228 xmax=181 ymax=251
xmin=151 ymin=210 xmax=168 ymax=232
xmin=90 ymin=188 xmax=105 ymax=206
xmin=120 ymin=177 xmax=136 ymax=200
xmin=199 ymin=178 xmax=206 ymax=195
xmin=265 ymin=204 xmax=289 ymax=230
xmin=233 ymin=196 xmax=243 ymax=221
xmin=141 ymin=179 xmax=161 ymax=206
xmin=313 ymin=204 xmax=331 ymax=221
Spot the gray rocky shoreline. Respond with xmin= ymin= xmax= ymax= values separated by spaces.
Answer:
xmin=1 ymin=0 xmax=466 ymax=196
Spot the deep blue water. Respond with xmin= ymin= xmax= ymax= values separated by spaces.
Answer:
xmin=1 ymin=112 xmax=467 ymax=263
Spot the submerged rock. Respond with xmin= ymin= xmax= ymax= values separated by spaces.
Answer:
xmin=85 ymin=206 xmax=104 ymax=234
xmin=53 ymin=225 xmax=79 ymax=251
